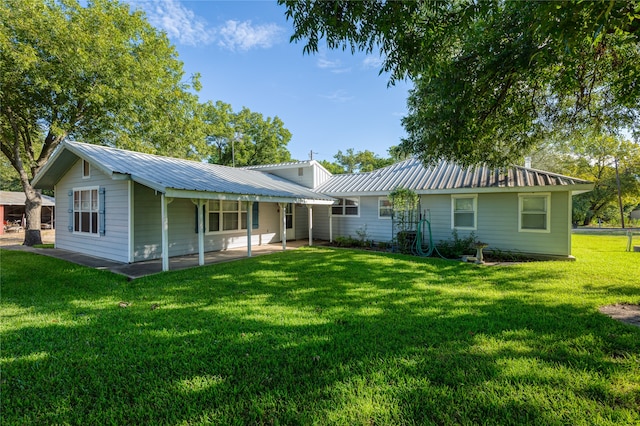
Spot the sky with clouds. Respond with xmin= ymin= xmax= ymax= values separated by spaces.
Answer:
xmin=128 ymin=0 xmax=411 ymax=162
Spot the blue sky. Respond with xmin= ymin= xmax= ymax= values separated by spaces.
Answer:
xmin=127 ymin=0 xmax=411 ymax=162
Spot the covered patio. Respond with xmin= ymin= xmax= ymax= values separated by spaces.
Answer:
xmin=3 ymin=239 xmax=314 ymax=280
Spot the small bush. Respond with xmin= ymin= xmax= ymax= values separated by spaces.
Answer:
xmin=436 ymin=230 xmax=479 ymax=258
xmin=396 ymin=230 xmax=417 ymax=254
xmin=484 ymin=248 xmax=536 ymax=262
xmin=355 ymin=225 xmax=369 ymax=243
xmin=334 ymin=236 xmax=363 ymax=247
xmin=377 ymin=241 xmax=390 ymax=250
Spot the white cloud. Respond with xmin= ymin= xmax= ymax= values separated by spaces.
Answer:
xmin=218 ymin=20 xmax=283 ymax=51
xmin=319 ymin=90 xmax=354 ymax=103
xmin=363 ymin=56 xmax=384 ymax=69
xmin=140 ymin=0 xmax=215 ymax=46
xmin=316 ymin=57 xmax=351 ymax=74
xmin=316 ymin=58 xmax=338 ymax=69
xmin=132 ymin=1 xmax=283 ymax=50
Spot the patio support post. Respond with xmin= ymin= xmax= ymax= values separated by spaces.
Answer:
xmin=279 ymin=202 xmax=286 ymax=250
xmin=127 ymin=181 xmax=134 ymax=263
xmin=307 ymin=205 xmax=313 ymax=246
xmin=161 ymin=194 xmax=169 ymax=271
xmin=329 ymin=207 xmax=333 ymax=243
xmin=247 ymin=201 xmax=253 ymax=257
xmin=197 ymin=199 xmax=205 ymax=266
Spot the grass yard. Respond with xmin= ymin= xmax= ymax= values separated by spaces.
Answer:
xmin=1 ymin=235 xmax=639 ymax=425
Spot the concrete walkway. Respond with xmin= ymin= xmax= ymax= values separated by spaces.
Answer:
xmin=2 ymin=240 xmax=311 ymax=279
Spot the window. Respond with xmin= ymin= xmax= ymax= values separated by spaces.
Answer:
xmin=207 ymin=200 xmax=248 ymax=232
xmin=451 ymin=195 xmax=477 ymax=229
xmin=73 ymin=188 xmax=98 ymax=234
xmin=378 ymin=197 xmax=393 ymax=219
xmin=82 ymin=160 xmax=90 ymax=178
xmin=331 ymin=197 xmax=359 ymax=216
xmin=519 ymin=193 xmax=550 ymax=232
xmin=208 ymin=200 xmax=220 ymax=232
xmin=298 ymin=167 xmax=304 ymax=176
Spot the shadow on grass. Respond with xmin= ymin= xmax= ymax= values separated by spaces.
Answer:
xmin=2 ymin=248 xmax=639 ymax=424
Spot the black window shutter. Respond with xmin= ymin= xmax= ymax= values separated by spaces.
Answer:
xmin=252 ymin=202 xmax=259 ymax=229
xmin=68 ymin=190 xmax=73 ymax=232
xmin=99 ymin=187 xmax=106 ymax=236
xmin=194 ymin=205 xmax=198 ymax=233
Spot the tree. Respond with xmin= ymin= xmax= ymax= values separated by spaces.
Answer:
xmin=1 ymin=0 xmax=205 ymax=245
xmin=229 ymin=109 xmax=292 ymax=167
xmin=204 ymin=103 xmax=292 ymax=167
xmin=318 ymin=159 xmax=345 ymax=175
xmin=539 ymin=134 xmax=640 ymax=226
xmin=0 ymin=156 xmax=22 ymax=192
xmin=202 ymin=100 xmax=236 ymax=165
xmin=321 ymin=148 xmax=394 ymax=174
xmin=279 ymin=1 xmax=640 ymax=166
xmin=387 ymin=144 xmax=411 ymax=162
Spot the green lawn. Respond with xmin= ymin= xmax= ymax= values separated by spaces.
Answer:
xmin=1 ymin=235 xmax=639 ymax=425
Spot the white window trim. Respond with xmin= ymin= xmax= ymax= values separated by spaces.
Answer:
xmin=72 ymin=186 xmax=100 ymax=237
xmin=518 ymin=192 xmax=551 ymax=233
xmin=451 ymin=194 xmax=477 ymax=230
xmin=82 ymin=160 xmax=90 ymax=179
xmin=331 ymin=197 xmax=360 ymax=218
xmin=205 ymin=200 xmax=249 ymax=234
xmin=378 ymin=197 xmax=393 ymax=219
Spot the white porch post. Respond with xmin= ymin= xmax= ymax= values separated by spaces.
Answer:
xmin=247 ymin=201 xmax=253 ymax=257
xmin=307 ymin=205 xmax=313 ymax=246
xmin=197 ymin=199 xmax=205 ymax=266
xmin=127 ymin=181 xmax=134 ymax=263
xmin=161 ymin=194 xmax=169 ymax=271
xmin=329 ymin=206 xmax=333 ymax=243
xmin=279 ymin=202 xmax=287 ymax=250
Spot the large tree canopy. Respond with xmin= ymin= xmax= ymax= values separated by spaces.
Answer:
xmin=531 ymin=135 xmax=640 ymax=226
xmin=320 ymin=148 xmax=394 ymax=174
xmin=203 ymin=101 xmax=292 ymax=167
xmin=280 ymin=0 xmax=640 ymax=166
xmin=0 ymin=0 xmax=204 ymax=244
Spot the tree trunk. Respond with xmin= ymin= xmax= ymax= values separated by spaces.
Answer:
xmin=22 ymin=183 xmax=43 ymax=246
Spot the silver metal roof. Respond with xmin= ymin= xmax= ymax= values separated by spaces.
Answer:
xmin=242 ymin=160 xmax=332 ymax=175
xmin=0 ymin=191 xmax=55 ymax=206
xmin=33 ymin=141 xmax=334 ymax=204
xmin=315 ymin=158 xmax=593 ymax=195
xmin=242 ymin=160 xmax=314 ymax=170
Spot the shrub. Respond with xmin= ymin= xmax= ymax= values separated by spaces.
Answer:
xmin=436 ymin=230 xmax=479 ymax=258
xmin=334 ymin=235 xmax=363 ymax=247
xmin=377 ymin=241 xmax=390 ymax=250
xmin=355 ymin=225 xmax=369 ymax=243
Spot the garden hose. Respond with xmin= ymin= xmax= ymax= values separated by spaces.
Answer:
xmin=413 ymin=214 xmax=448 ymax=259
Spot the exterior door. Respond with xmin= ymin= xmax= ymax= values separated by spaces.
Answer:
xmin=285 ymin=203 xmax=295 ymax=240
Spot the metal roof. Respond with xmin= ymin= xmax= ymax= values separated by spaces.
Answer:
xmin=242 ymin=160 xmax=332 ymax=175
xmin=315 ymin=158 xmax=593 ymax=195
xmin=0 ymin=191 xmax=55 ymax=206
xmin=33 ymin=141 xmax=334 ymax=204
xmin=242 ymin=160 xmax=314 ymax=170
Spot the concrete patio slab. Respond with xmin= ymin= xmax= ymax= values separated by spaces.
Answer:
xmin=1 ymin=240 xmax=312 ymax=279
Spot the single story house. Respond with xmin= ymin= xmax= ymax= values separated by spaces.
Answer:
xmin=0 ymin=191 xmax=55 ymax=234
xmin=32 ymin=141 xmax=593 ymax=270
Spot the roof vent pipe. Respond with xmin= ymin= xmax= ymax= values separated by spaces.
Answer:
xmin=524 ymin=157 xmax=532 ymax=168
